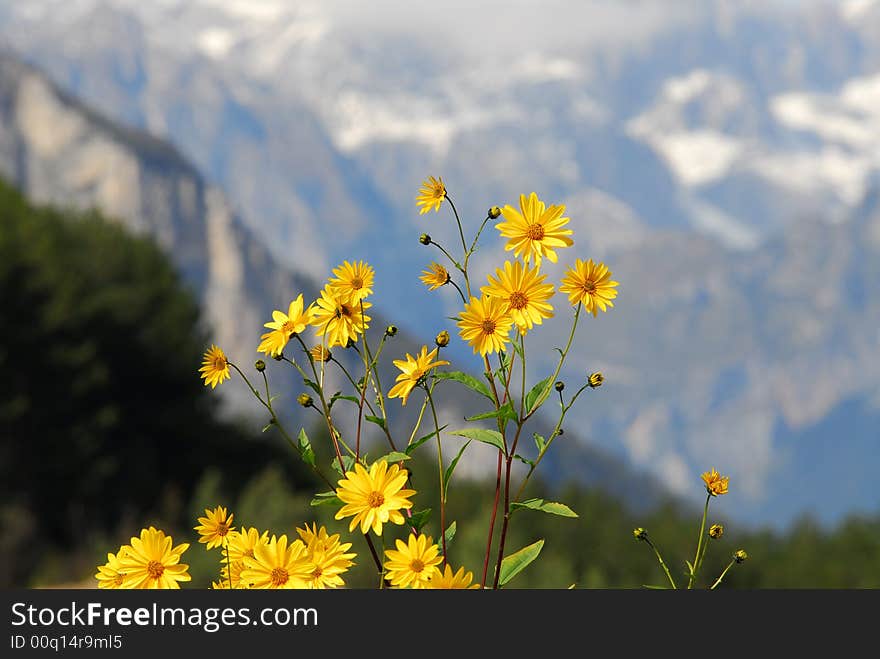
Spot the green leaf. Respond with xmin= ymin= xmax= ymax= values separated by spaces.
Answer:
xmin=329 ymin=393 xmax=359 ymax=409
xmin=450 ymin=428 xmax=506 ymax=452
xmin=376 ymin=451 xmax=411 ymax=463
xmin=310 ymin=491 xmax=342 ymax=507
xmin=302 ymin=378 xmax=322 ymax=396
xmin=434 ymin=371 xmax=493 ymax=402
xmin=465 ymin=401 xmax=516 ymax=423
xmin=685 ymin=560 xmax=695 ymax=577
xmin=642 ymin=584 xmax=670 ymax=590
xmin=525 ymin=377 xmax=552 ymax=415
xmin=330 ymin=455 xmax=357 ymax=476
xmin=443 ymin=440 xmax=471 ymax=499
xmin=510 ymin=498 xmax=578 ymax=518
xmin=513 ymin=454 xmax=535 ymax=467
xmin=297 ymin=428 xmax=316 ymax=467
xmin=261 ymin=421 xmax=274 ymax=433
xmin=533 ymin=433 xmax=546 ymax=453
xmin=365 ymin=415 xmax=387 ymax=430
xmin=444 ymin=521 xmax=457 ymax=548
xmin=407 ymin=508 xmax=432 ymax=531
xmin=404 ymin=425 xmax=447 ymax=455
xmin=498 ymin=539 xmax=544 ymax=587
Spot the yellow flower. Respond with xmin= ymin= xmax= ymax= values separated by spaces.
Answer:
xmin=383 ymin=533 xmax=443 ymax=589
xmin=388 ymin=345 xmax=450 ymax=406
xmin=227 ymin=527 xmax=269 ymax=564
xmin=199 ymin=344 xmax=230 ymax=389
xmin=311 ymin=285 xmax=371 ymax=349
xmin=420 ymin=262 xmax=451 ymax=291
xmin=558 ymin=258 xmax=619 ymax=316
xmin=219 ymin=559 xmax=247 ymax=589
xmin=701 ymin=468 xmax=729 ymax=496
xmin=296 ymin=523 xmax=357 ymax=589
xmin=457 ymin=294 xmax=514 ymax=355
xmin=481 ymin=260 xmax=555 ymax=335
xmin=211 ymin=580 xmax=229 ymax=589
xmin=194 ymin=506 xmax=235 ymax=550
xmin=496 ymin=192 xmax=573 ymax=264
xmin=329 ymin=260 xmax=374 ymax=304
xmin=239 ymin=534 xmax=314 ymax=589
xmin=117 ymin=527 xmax=191 ymax=589
xmin=257 ymin=294 xmax=315 ymax=357
xmin=427 ymin=564 xmax=481 ymax=589
xmin=588 ymin=372 xmax=604 ymax=388
xmin=416 ymin=175 xmax=446 ymax=214
xmin=335 ymin=461 xmax=416 ymax=535
xmin=709 ymin=524 xmax=724 ymax=539
xmin=310 ymin=344 xmax=332 ymax=362
xmin=95 ymin=549 xmax=126 ymax=589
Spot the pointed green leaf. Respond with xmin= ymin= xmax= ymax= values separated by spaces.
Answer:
xmin=302 ymin=378 xmax=322 ymax=396
xmin=444 ymin=521 xmax=457 ymax=548
xmin=407 ymin=508 xmax=432 ymax=531
xmin=365 ymin=415 xmax=387 ymax=430
xmin=330 ymin=455 xmax=357 ymax=476
xmin=310 ymin=491 xmax=342 ymax=507
xmin=330 ymin=393 xmax=359 ymax=409
xmin=443 ymin=440 xmax=471 ymax=499
xmin=434 ymin=371 xmax=493 ymax=402
xmin=510 ymin=498 xmax=577 ymax=517
xmin=513 ymin=454 xmax=535 ymax=467
xmin=376 ymin=451 xmax=411 ymax=463
xmin=465 ymin=401 xmax=516 ymax=423
xmin=405 ymin=425 xmax=447 ymax=455
xmin=450 ymin=428 xmax=505 ymax=453
xmin=261 ymin=421 xmax=274 ymax=433
xmin=297 ymin=428 xmax=316 ymax=466
xmin=533 ymin=433 xmax=546 ymax=453
xmin=499 ymin=539 xmax=545 ymax=587
xmin=525 ymin=377 xmax=552 ymax=415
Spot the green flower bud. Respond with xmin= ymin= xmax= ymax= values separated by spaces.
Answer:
xmin=254 ymin=359 xmax=266 ymax=372
xmin=419 ymin=233 xmax=431 ymax=245
xmin=297 ymin=393 xmax=314 ymax=408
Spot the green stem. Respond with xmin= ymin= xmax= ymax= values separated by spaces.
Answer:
xmin=710 ymin=559 xmax=736 ymax=590
xmin=522 ymin=304 xmax=581 ymax=422
xmin=688 ymin=494 xmax=712 ymax=589
xmin=426 ymin=387 xmax=448 ymax=565
xmin=645 ymin=538 xmax=677 ymax=589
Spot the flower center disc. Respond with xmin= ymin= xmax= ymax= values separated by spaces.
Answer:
xmin=351 ymin=277 xmax=363 ymax=289
xmin=282 ymin=320 xmax=296 ymax=334
xmin=526 ymin=223 xmax=545 ymax=240
xmin=217 ymin=523 xmax=229 ymax=536
xmin=410 ymin=559 xmax=425 ymax=573
xmin=481 ymin=319 xmax=497 ymax=335
xmin=509 ymin=292 xmax=528 ymax=310
xmin=146 ymin=560 xmax=165 ymax=579
xmin=367 ymin=491 xmax=385 ymax=508
xmin=270 ymin=567 xmax=289 ymax=587
xmin=581 ymin=279 xmax=597 ymax=294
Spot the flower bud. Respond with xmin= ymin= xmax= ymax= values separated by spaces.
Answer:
xmin=272 ymin=352 xmax=284 ymax=361
xmin=554 ymin=381 xmax=565 ymax=392
xmin=310 ymin=345 xmax=331 ymax=362
xmin=633 ymin=527 xmax=648 ymax=541
xmin=488 ymin=206 xmax=502 ymax=219
xmin=297 ymin=393 xmax=314 ymax=408
xmin=419 ymin=233 xmax=431 ymax=245
xmin=385 ymin=325 xmax=398 ymax=337
xmin=435 ymin=330 xmax=450 ymax=348
xmin=588 ymin=372 xmax=604 ymax=388
xmin=709 ymin=524 xmax=724 ymax=539
xmin=734 ymin=549 xmax=748 ymax=564
xmin=254 ymin=359 xmax=266 ymax=372
xmin=557 ymin=427 xmax=564 ymax=436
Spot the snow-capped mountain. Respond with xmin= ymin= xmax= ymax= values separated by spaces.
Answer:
xmin=1 ymin=0 xmax=878 ymax=527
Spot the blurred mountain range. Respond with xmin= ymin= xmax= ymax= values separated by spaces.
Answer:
xmin=1 ymin=0 xmax=878 ymax=528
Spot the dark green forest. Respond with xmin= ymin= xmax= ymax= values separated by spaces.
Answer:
xmin=1 ymin=177 xmax=878 ymax=589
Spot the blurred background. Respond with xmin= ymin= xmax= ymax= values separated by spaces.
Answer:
xmin=1 ymin=0 xmax=879 ymax=588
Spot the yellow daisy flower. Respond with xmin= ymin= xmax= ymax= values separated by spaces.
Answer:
xmin=383 ymin=533 xmax=443 ymax=589
xmin=239 ymin=534 xmax=314 ymax=589
xmin=117 ymin=527 xmax=191 ymax=589
xmin=388 ymin=345 xmax=450 ymax=406
xmin=226 ymin=527 xmax=269 ymax=564
xmin=701 ymin=468 xmax=729 ymax=496
xmin=420 ymin=262 xmax=451 ymax=291
xmin=194 ymin=505 xmax=235 ymax=550
xmin=296 ymin=523 xmax=357 ymax=589
xmin=211 ymin=580 xmax=229 ymax=589
xmin=257 ymin=294 xmax=316 ymax=357
xmin=558 ymin=258 xmax=619 ymax=317
xmin=481 ymin=260 xmax=555 ymax=335
xmin=329 ymin=260 xmax=375 ymax=304
xmin=427 ymin=564 xmax=481 ymax=589
xmin=335 ymin=461 xmax=416 ymax=536
xmin=311 ymin=285 xmax=371 ymax=349
xmin=219 ymin=559 xmax=247 ymax=589
xmin=94 ymin=549 xmax=126 ymax=589
xmin=416 ymin=175 xmax=446 ymax=214
xmin=199 ymin=344 xmax=230 ymax=389
xmin=496 ymin=192 xmax=573 ymax=264
xmin=457 ymin=294 xmax=514 ymax=355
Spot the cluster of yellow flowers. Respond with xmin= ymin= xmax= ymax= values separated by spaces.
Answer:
xmin=103 ymin=174 xmax=746 ymax=590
